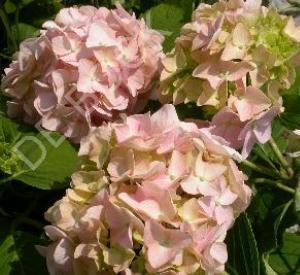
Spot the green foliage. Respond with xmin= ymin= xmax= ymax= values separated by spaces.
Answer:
xmin=0 ymin=142 xmax=20 ymax=174
xmin=14 ymin=131 xmax=78 ymax=189
xmin=263 ymin=254 xmax=278 ymax=275
xmin=11 ymin=23 xmax=39 ymax=43
xmin=4 ymin=0 xmax=37 ymax=14
xmin=0 ymin=219 xmax=48 ymax=275
xmin=142 ymin=0 xmax=194 ymax=52
xmin=269 ymin=233 xmax=300 ymax=274
xmin=243 ymin=63 xmax=300 ymax=266
xmin=0 ymin=115 xmax=78 ymax=190
xmin=252 ymin=119 xmax=289 ymax=168
xmin=226 ymin=213 xmax=260 ymax=275
xmin=280 ymin=67 xmax=300 ymax=129
xmin=248 ymin=190 xmax=294 ymax=252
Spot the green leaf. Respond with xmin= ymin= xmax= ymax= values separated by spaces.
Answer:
xmin=271 ymin=119 xmax=289 ymax=153
xmin=14 ymin=131 xmax=78 ymax=189
xmin=0 ymin=117 xmax=23 ymax=176
xmin=226 ymin=213 xmax=260 ymax=275
xmin=142 ymin=0 xmax=193 ymax=52
xmin=282 ymin=67 xmax=300 ymax=115
xmin=0 ymin=116 xmax=21 ymax=144
xmin=269 ymin=233 xmax=300 ymax=274
xmin=175 ymin=103 xmax=217 ymax=121
xmin=280 ymin=113 xmax=300 ymax=130
xmin=226 ymin=264 xmax=240 ymax=275
xmin=4 ymin=0 xmax=17 ymax=14
xmin=11 ymin=23 xmax=39 ymax=43
xmin=263 ymin=254 xmax=278 ymax=275
xmin=4 ymin=0 xmax=35 ymax=13
xmin=112 ymin=0 xmax=141 ymax=10
xmin=280 ymin=67 xmax=300 ymax=130
xmin=248 ymin=190 xmax=295 ymax=252
xmin=0 ymin=116 xmax=78 ymax=189
xmin=0 ymin=224 xmax=47 ymax=275
xmin=0 ymin=142 xmax=20 ymax=175
xmin=10 ymin=1 xmax=63 ymax=28
xmin=274 ymin=200 xmax=293 ymax=240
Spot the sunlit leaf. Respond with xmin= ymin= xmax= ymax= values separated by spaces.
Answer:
xmin=142 ymin=0 xmax=193 ymax=52
xmin=269 ymin=233 xmax=300 ymax=274
xmin=0 ymin=116 xmax=78 ymax=189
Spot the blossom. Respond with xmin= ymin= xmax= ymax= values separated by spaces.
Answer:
xmin=144 ymin=220 xmax=192 ymax=270
xmin=1 ymin=4 xmax=164 ymax=142
xmin=228 ymin=86 xmax=272 ymax=122
xmin=221 ymin=22 xmax=251 ymax=61
xmin=158 ymin=0 xmax=300 ymax=157
xmin=180 ymin=153 xmax=228 ymax=195
xmin=40 ymin=105 xmax=251 ymax=274
xmin=210 ymin=107 xmax=246 ymax=149
xmin=238 ymin=106 xmax=281 ymax=159
xmin=36 ymin=226 xmax=75 ymax=275
xmin=193 ymin=60 xmax=255 ymax=90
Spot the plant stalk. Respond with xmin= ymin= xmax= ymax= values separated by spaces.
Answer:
xmin=269 ymin=137 xmax=294 ymax=178
xmin=0 ymin=6 xmax=17 ymax=50
xmin=253 ymin=178 xmax=295 ymax=194
xmin=242 ymin=160 xmax=282 ymax=179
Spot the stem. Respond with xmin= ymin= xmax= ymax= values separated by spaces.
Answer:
xmin=0 ymin=207 xmax=9 ymax=217
xmin=21 ymin=217 xmax=45 ymax=230
xmin=0 ymin=170 xmax=30 ymax=185
xmin=0 ymin=6 xmax=17 ymax=50
xmin=242 ymin=160 xmax=282 ymax=178
xmin=11 ymin=195 xmax=40 ymax=231
xmin=257 ymin=143 xmax=280 ymax=171
xmin=0 ymin=207 xmax=44 ymax=230
xmin=269 ymin=137 xmax=294 ymax=178
xmin=287 ymin=0 xmax=300 ymax=8
xmin=14 ymin=4 xmax=20 ymax=44
xmin=253 ymin=178 xmax=295 ymax=194
xmin=279 ymin=6 xmax=300 ymax=14
xmin=0 ymin=53 xmax=12 ymax=60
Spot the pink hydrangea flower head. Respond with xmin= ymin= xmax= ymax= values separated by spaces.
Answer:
xmin=1 ymin=4 xmax=164 ymax=142
xmin=158 ymin=0 xmax=300 ymax=156
xmin=40 ymin=104 xmax=251 ymax=274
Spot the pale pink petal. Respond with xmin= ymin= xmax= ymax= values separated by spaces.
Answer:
xmin=210 ymin=242 xmax=228 ymax=264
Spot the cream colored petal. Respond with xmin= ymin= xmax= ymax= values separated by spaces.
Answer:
xmin=232 ymin=23 xmax=251 ymax=46
xmin=284 ymin=17 xmax=300 ymax=43
xmin=221 ymin=42 xmax=246 ymax=61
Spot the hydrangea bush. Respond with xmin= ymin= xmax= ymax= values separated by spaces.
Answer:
xmin=0 ymin=0 xmax=300 ymax=275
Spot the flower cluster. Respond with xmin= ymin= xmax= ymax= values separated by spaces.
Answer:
xmin=1 ymin=5 xmax=164 ymax=142
xmin=159 ymin=0 xmax=300 ymax=157
xmin=38 ymin=105 xmax=251 ymax=275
